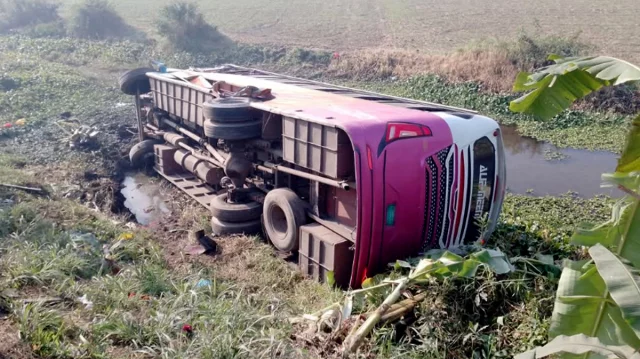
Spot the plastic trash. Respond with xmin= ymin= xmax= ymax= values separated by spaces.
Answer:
xmin=196 ymin=279 xmax=212 ymax=288
xmin=77 ymin=294 xmax=93 ymax=310
xmin=15 ymin=119 xmax=26 ymax=126
xmin=151 ymin=60 xmax=167 ymax=73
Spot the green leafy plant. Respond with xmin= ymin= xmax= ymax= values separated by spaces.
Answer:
xmin=295 ymin=248 xmax=515 ymax=355
xmin=510 ymin=56 xmax=640 ymax=358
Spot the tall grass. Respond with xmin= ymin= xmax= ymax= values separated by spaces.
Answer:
xmin=328 ymin=30 xmax=589 ymax=93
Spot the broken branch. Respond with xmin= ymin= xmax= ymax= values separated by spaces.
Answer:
xmin=0 ymin=183 xmax=43 ymax=193
xmin=343 ymin=277 xmax=410 ymax=356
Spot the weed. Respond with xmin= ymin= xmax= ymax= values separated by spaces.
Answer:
xmin=493 ymin=28 xmax=589 ymax=69
xmin=17 ymin=303 xmax=72 ymax=357
xmin=134 ymin=263 xmax=174 ymax=297
xmin=0 ymin=154 xmax=34 ymax=186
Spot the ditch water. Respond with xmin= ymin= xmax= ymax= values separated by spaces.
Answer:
xmin=501 ymin=125 xmax=620 ymax=197
xmin=120 ymin=172 xmax=171 ymax=225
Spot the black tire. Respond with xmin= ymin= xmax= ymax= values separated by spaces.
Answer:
xmin=203 ymin=119 xmax=262 ymax=140
xmin=210 ymin=193 xmax=262 ymax=223
xmin=129 ymin=139 xmax=159 ymax=168
xmin=211 ymin=216 xmax=262 ymax=236
xmin=263 ymin=188 xmax=308 ymax=252
xmin=119 ymin=68 xmax=154 ymax=96
xmin=203 ymin=97 xmax=253 ymax=123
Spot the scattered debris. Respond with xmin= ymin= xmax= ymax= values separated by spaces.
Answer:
xmin=0 ymin=183 xmax=43 ymax=193
xmin=23 ymin=297 xmax=65 ymax=306
xmin=291 ymin=248 xmax=515 ymax=356
xmin=66 ymin=125 xmax=100 ymax=149
xmin=77 ymin=294 xmax=94 ymax=310
xmin=185 ymin=229 xmax=217 ymax=256
xmin=182 ymin=324 xmax=194 ymax=338
xmin=196 ymin=279 xmax=212 ymax=288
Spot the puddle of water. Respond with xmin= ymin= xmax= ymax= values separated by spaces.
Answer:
xmin=501 ymin=126 xmax=621 ymax=197
xmin=121 ymin=173 xmax=171 ymax=225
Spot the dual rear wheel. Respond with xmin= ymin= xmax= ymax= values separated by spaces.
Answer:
xmin=209 ymin=188 xmax=307 ymax=252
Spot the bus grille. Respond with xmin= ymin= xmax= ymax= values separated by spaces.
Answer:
xmin=422 ymin=146 xmax=452 ymax=250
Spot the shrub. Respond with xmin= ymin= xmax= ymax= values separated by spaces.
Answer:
xmin=68 ymin=0 xmax=137 ymax=40
xmin=0 ymin=0 xmax=60 ymax=32
xmin=578 ymin=83 xmax=640 ymax=115
xmin=505 ymin=30 xmax=589 ymax=69
xmin=156 ymin=2 xmax=231 ymax=53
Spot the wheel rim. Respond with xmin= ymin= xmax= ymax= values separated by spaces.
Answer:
xmin=269 ymin=205 xmax=288 ymax=241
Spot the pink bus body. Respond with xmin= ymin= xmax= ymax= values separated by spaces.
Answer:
xmin=132 ymin=65 xmax=506 ymax=288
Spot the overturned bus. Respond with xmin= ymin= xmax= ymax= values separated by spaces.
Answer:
xmin=119 ymin=64 xmax=506 ymax=288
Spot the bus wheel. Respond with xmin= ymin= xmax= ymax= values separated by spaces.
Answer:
xmin=203 ymin=119 xmax=262 ymax=140
xmin=129 ymin=139 xmax=159 ymax=168
xmin=119 ymin=68 xmax=153 ymax=96
xmin=263 ymin=188 xmax=307 ymax=252
xmin=210 ymin=216 xmax=262 ymax=236
xmin=210 ymin=193 xmax=262 ymax=222
xmin=203 ymin=97 xmax=252 ymax=123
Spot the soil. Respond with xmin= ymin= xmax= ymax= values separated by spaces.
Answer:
xmin=0 ymin=318 xmax=37 ymax=359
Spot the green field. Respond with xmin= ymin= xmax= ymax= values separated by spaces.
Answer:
xmin=58 ymin=0 xmax=640 ymax=62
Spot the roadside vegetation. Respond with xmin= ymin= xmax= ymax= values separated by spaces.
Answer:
xmin=0 ymin=3 xmax=639 ymax=358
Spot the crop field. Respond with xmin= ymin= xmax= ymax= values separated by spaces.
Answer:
xmin=58 ymin=0 xmax=640 ymax=62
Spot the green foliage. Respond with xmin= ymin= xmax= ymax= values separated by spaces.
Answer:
xmin=516 ymin=334 xmax=640 ymax=359
xmin=408 ymin=249 xmax=514 ymax=282
xmin=156 ymin=2 xmax=230 ymax=53
xmin=0 ymin=0 xmax=61 ymax=32
xmin=511 ymin=56 xmax=640 ymax=120
xmin=68 ymin=0 xmax=137 ymax=40
xmin=617 ymin=114 xmax=640 ymax=173
xmin=18 ymin=304 xmax=74 ymax=357
xmin=506 ymin=30 xmax=589 ymax=70
xmin=510 ymin=56 xmax=640 ymax=358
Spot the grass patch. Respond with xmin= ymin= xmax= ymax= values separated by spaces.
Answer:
xmin=0 ymin=155 xmax=33 ymax=186
xmin=0 ymin=48 xmax=128 ymax=126
xmin=471 ymin=28 xmax=589 ymax=70
xmin=0 ymin=198 xmax=336 ymax=358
